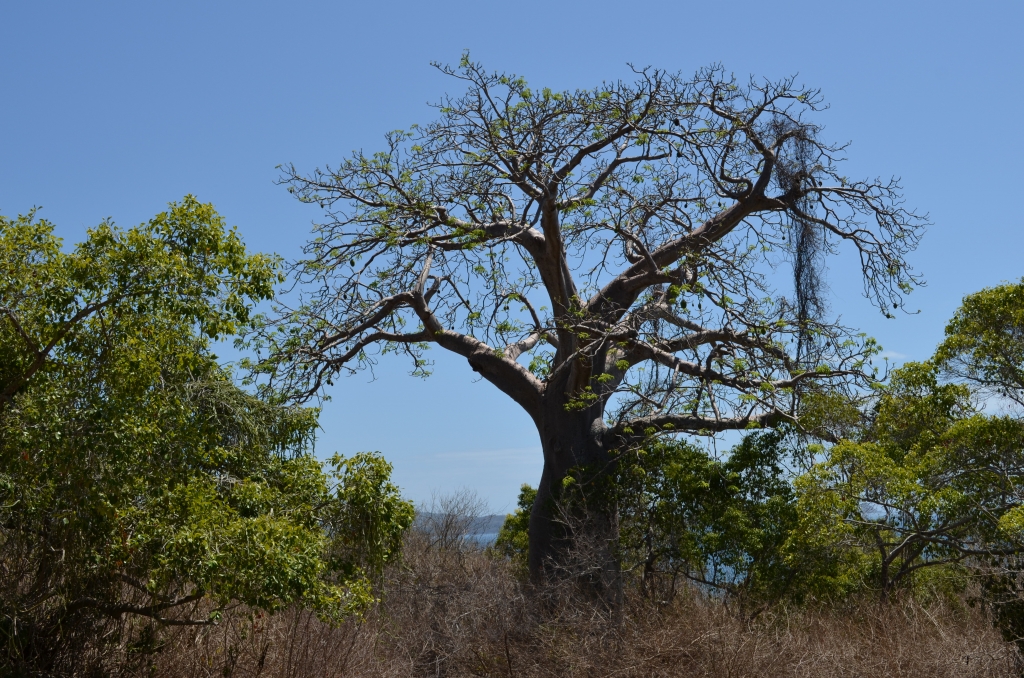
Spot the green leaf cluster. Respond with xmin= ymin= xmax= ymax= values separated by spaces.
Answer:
xmin=613 ymin=432 xmax=807 ymax=602
xmin=935 ymin=278 xmax=1024 ymax=405
xmin=491 ymin=484 xmax=536 ymax=577
xmin=793 ymin=361 xmax=1024 ymax=598
xmin=0 ymin=200 xmax=412 ymax=667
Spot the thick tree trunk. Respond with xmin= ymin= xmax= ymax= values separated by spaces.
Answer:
xmin=527 ymin=406 xmax=622 ymax=606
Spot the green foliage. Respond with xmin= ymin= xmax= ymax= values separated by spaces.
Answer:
xmin=615 ymin=432 xmax=807 ymax=602
xmin=492 ymin=354 xmax=1024 ymax=608
xmin=786 ymin=286 xmax=1024 ymax=605
xmin=934 ymin=279 xmax=1024 ymax=405
xmin=491 ymin=484 xmax=536 ymax=576
xmin=798 ymin=389 xmax=864 ymax=441
xmin=0 ymin=201 xmax=412 ymax=669
xmin=493 ymin=433 xmax=816 ymax=603
xmin=488 ymin=339 xmax=1024 ymax=609
xmin=793 ymin=362 xmax=1024 ymax=598
xmin=322 ymin=452 xmax=415 ymax=579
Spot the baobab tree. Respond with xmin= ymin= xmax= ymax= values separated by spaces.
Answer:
xmin=255 ymin=57 xmax=925 ymax=586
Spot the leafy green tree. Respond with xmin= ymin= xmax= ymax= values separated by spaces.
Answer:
xmin=492 ymin=484 xmax=537 ymax=576
xmin=255 ymin=57 xmax=924 ymax=586
xmin=323 ymin=451 xmax=416 ymax=579
xmin=934 ymin=279 xmax=1024 ymax=407
xmin=792 ymin=362 xmax=1024 ymax=599
xmin=0 ymin=199 xmax=412 ymax=672
xmin=613 ymin=432 xmax=803 ymax=602
xmin=495 ymin=432 xmax=822 ymax=605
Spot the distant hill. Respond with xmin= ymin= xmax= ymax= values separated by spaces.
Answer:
xmin=470 ymin=514 xmax=508 ymax=535
xmin=413 ymin=512 xmax=508 ymax=545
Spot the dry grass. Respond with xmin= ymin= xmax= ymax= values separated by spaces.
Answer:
xmin=128 ymin=525 xmax=1020 ymax=678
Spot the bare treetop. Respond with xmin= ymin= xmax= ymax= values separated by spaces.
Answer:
xmin=255 ymin=56 xmax=924 ymax=447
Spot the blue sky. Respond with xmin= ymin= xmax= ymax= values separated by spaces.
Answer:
xmin=3 ymin=0 xmax=1022 ymax=511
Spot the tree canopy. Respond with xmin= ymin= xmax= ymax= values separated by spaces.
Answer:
xmin=253 ymin=56 xmax=926 ymax=582
xmin=935 ymin=281 xmax=1024 ymax=408
xmin=793 ymin=362 xmax=1024 ymax=598
xmin=257 ymin=57 xmax=923 ymax=431
xmin=0 ymin=199 xmax=412 ymax=670
xmin=790 ymin=280 xmax=1024 ymax=601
